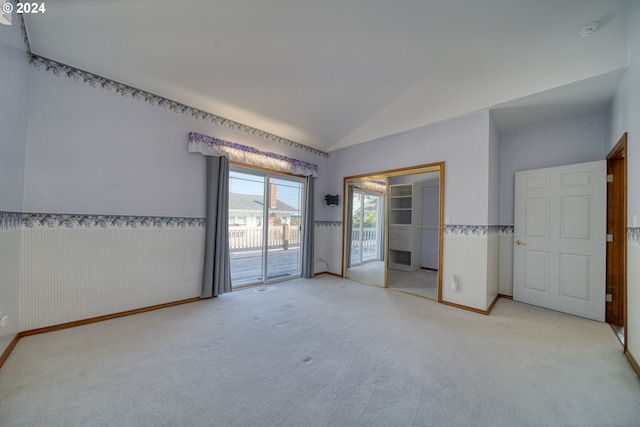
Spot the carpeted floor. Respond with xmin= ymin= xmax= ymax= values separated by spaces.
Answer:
xmin=1 ymin=276 xmax=639 ymax=426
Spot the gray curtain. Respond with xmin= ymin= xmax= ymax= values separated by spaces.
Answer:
xmin=201 ymin=155 xmax=232 ymax=298
xmin=301 ymin=175 xmax=315 ymax=278
xmin=345 ymin=184 xmax=354 ymax=269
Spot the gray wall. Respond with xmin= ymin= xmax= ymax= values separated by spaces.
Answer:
xmin=421 ymin=184 xmax=439 ymax=269
xmin=498 ymin=112 xmax=607 ymax=225
xmin=0 ymin=17 xmax=29 ymax=356
xmin=330 ymin=111 xmax=491 ymax=226
xmin=25 ymin=66 xmax=329 ymax=217
xmin=0 ymin=21 xmax=28 ymax=209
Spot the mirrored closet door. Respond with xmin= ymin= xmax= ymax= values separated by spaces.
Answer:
xmin=343 ymin=164 xmax=444 ymax=300
xmin=344 ymin=179 xmax=386 ymax=287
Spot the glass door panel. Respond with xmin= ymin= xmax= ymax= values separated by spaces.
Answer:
xmin=266 ymin=177 xmax=303 ymax=281
xmin=228 ymin=167 xmax=305 ymax=288
xmin=229 ymin=170 xmax=265 ymax=287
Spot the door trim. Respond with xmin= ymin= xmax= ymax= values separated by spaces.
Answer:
xmin=606 ymin=133 xmax=627 ymax=350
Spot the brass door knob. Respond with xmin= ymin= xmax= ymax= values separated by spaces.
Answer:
xmin=515 ymin=240 xmax=527 ymax=246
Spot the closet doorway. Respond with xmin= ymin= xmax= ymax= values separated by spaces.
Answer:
xmin=342 ymin=163 xmax=444 ymax=301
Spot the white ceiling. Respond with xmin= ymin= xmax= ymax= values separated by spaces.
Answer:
xmin=24 ymin=0 xmax=629 ymax=153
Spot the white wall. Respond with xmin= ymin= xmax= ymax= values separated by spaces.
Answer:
xmin=19 ymin=61 xmax=330 ymax=329
xmin=330 ymin=111 xmax=493 ymax=310
xmin=607 ymin=0 xmax=640 ymax=370
xmin=0 ymin=17 xmax=29 ymax=356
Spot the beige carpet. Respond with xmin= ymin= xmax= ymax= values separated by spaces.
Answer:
xmin=388 ymin=268 xmax=438 ymax=300
xmin=1 ymin=276 xmax=639 ymax=426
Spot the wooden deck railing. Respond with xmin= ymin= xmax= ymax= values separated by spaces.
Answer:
xmin=351 ymin=227 xmax=378 ymax=250
xmin=229 ymin=225 xmax=301 ymax=251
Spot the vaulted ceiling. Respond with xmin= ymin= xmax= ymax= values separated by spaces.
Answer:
xmin=24 ymin=0 xmax=630 ymax=152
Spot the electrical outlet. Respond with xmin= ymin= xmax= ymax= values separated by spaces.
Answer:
xmin=0 ymin=315 xmax=8 ymax=328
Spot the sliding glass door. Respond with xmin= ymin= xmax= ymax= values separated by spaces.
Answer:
xmin=229 ymin=166 xmax=305 ymax=287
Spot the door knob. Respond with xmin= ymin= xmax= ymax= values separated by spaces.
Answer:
xmin=516 ymin=240 xmax=527 ymax=246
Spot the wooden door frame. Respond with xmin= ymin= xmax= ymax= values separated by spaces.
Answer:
xmin=606 ymin=133 xmax=627 ymax=350
xmin=341 ymin=162 xmax=444 ymax=300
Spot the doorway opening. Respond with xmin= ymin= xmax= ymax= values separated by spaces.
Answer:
xmin=606 ymin=133 xmax=627 ymax=348
xmin=228 ymin=165 xmax=306 ymax=288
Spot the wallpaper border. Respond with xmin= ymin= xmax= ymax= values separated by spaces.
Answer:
xmin=1 ymin=212 xmax=205 ymax=229
xmin=444 ymin=225 xmax=501 ymax=236
xmin=29 ymin=55 xmax=329 ymax=159
xmin=0 ymin=211 xmax=23 ymax=230
xmin=314 ymin=220 xmax=342 ymax=228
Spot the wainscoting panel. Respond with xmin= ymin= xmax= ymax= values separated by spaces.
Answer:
xmin=0 ymin=225 xmax=22 ymax=354
xmin=441 ymin=226 xmax=489 ymax=311
xmin=314 ymin=221 xmax=343 ymax=275
xmin=628 ymin=228 xmax=640 ymax=363
xmin=499 ymin=226 xmax=514 ymax=296
xmin=20 ymin=223 xmax=204 ymax=330
xmin=487 ymin=227 xmax=500 ymax=303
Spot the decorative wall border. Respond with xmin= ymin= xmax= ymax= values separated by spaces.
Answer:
xmin=0 ymin=212 xmax=23 ymax=230
xmin=29 ymin=55 xmax=329 ymax=159
xmin=629 ymin=228 xmax=640 ymax=246
xmin=312 ymin=223 xmax=513 ymax=234
xmin=498 ymin=225 xmax=514 ymax=235
xmin=314 ymin=220 xmax=342 ymax=228
xmin=13 ymin=213 xmax=205 ymax=229
xmin=444 ymin=225 xmax=492 ymax=236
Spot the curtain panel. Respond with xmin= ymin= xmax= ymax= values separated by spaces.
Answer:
xmin=201 ymin=156 xmax=232 ymax=298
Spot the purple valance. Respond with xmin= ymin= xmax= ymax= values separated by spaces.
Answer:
xmin=188 ymin=132 xmax=318 ymax=177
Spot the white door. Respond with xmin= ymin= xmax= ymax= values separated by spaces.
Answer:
xmin=513 ymin=161 xmax=606 ymax=321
